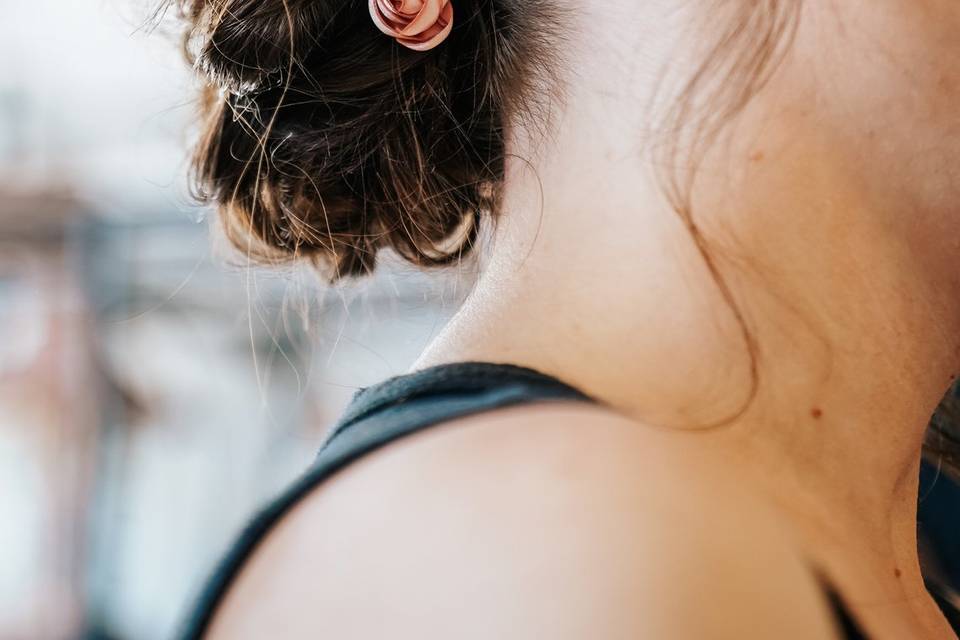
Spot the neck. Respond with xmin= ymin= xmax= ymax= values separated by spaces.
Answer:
xmin=416 ymin=43 xmax=957 ymax=640
xmin=416 ymin=4 xmax=958 ymax=634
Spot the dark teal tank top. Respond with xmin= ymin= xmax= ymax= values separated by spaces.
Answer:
xmin=178 ymin=361 xmax=959 ymax=639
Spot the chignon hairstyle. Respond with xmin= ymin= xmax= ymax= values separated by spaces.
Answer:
xmin=171 ymin=0 xmax=960 ymax=476
xmin=171 ymin=0 xmax=562 ymax=279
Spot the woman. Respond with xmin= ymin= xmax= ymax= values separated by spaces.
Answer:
xmin=172 ymin=0 xmax=960 ymax=637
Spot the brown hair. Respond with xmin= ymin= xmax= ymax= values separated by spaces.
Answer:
xmin=171 ymin=0 xmax=959 ymax=477
xmin=171 ymin=0 xmax=561 ymax=279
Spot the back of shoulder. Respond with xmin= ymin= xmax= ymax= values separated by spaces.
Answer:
xmin=207 ymin=403 xmax=841 ymax=640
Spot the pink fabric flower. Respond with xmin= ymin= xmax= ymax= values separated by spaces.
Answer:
xmin=369 ymin=0 xmax=454 ymax=52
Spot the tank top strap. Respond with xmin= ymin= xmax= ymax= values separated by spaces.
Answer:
xmin=319 ymin=361 xmax=598 ymax=464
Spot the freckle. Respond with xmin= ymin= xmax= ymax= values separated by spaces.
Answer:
xmin=811 ymin=407 xmax=823 ymax=419
xmin=894 ymin=568 xmax=902 ymax=578
xmin=748 ymin=150 xmax=765 ymax=162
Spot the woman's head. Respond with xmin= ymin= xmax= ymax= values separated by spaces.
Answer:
xmin=174 ymin=0 xmax=960 ymax=472
xmin=174 ymin=1 xmax=960 ymax=277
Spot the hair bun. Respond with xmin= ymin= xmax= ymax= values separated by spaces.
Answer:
xmin=176 ymin=0 xmax=562 ymax=280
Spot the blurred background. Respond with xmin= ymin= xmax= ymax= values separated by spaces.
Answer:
xmin=4 ymin=2 xmax=960 ymax=640
xmin=0 ymin=1 xmax=474 ymax=637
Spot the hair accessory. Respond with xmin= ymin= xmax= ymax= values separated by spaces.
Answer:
xmin=369 ymin=0 xmax=454 ymax=52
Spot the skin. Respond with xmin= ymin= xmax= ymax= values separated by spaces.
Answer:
xmin=208 ymin=1 xmax=960 ymax=638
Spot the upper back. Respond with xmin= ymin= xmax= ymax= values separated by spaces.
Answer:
xmin=203 ymin=385 xmax=842 ymax=639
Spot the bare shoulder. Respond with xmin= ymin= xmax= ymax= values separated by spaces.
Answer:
xmin=208 ymin=402 xmax=840 ymax=640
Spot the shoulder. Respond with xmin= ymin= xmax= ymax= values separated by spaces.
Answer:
xmin=208 ymin=402 xmax=840 ymax=639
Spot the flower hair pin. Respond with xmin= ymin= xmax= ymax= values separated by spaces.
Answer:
xmin=369 ymin=0 xmax=454 ymax=52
